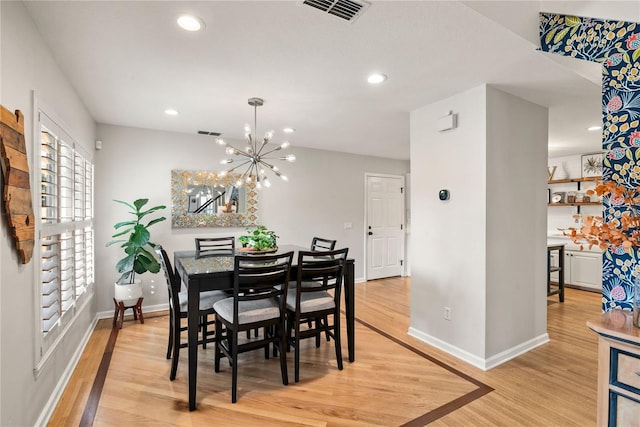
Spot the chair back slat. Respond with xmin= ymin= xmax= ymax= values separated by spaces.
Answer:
xmin=195 ymin=237 xmax=235 ymax=258
xmin=156 ymin=246 xmax=181 ymax=315
xmin=310 ymin=237 xmax=337 ymax=251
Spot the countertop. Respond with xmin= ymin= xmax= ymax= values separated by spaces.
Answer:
xmin=587 ymin=310 xmax=640 ymax=344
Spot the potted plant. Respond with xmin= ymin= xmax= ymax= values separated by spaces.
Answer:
xmin=238 ymin=225 xmax=278 ymax=252
xmin=106 ymin=198 xmax=166 ymax=305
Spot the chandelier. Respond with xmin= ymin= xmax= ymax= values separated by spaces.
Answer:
xmin=216 ymin=97 xmax=295 ymax=189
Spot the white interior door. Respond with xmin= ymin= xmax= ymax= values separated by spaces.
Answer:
xmin=366 ymin=174 xmax=405 ymax=280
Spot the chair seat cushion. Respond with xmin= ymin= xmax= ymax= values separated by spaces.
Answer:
xmin=286 ymin=290 xmax=334 ymax=313
xmin=179 ymin=290 xmax=227 ymax=312
xmin=214 ymin=297 xmax=281 ymax=324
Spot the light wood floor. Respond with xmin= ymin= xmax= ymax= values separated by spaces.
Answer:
xmin=48 ymin=278 xmax=602 ymax=426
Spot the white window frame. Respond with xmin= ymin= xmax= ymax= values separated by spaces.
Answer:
xmin=32 ymin=102 xmax=94 ymax=375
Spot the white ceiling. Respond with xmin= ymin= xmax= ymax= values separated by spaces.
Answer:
xmin=21 ymin=1 xmax=640 ymax=160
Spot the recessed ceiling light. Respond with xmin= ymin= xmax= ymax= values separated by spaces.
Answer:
xmin=587 ymin=125 xmax=602 ymax=131
xmin=367 ymin=73 xmax=387 ymax=84
xmin=177 ymin=15 xmax=205 ymax=32
xmin=164 ymin=109 xmax=179 ymax=116
xmin=283 ymin=127 xmax=295 ymax=133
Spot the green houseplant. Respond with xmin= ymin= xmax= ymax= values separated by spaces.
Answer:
xmin=106 ymin=199 xmax=166 ymax=304
xmin=238 ymin=225 xmax=278 ymax=251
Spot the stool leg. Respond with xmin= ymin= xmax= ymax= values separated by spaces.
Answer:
xmin=112 ymin=298 xmax=119 ymax=328
xmin=136 ymin=298 xmax=144 ymax=324
xmin=117 ymin=301 xmax=126 ymax=329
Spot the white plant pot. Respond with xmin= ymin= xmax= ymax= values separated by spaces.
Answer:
xmin=114 ymin=280 xmax=143 ymax=306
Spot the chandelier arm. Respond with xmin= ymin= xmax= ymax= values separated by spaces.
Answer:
xmin=225 ymin=159 xmax=252 ymax=174
xmin=260 ymin=146 xmax=283 ymax=157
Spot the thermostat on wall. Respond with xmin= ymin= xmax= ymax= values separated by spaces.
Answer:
xmin=439 ymin=189 xmax=450 ymax=201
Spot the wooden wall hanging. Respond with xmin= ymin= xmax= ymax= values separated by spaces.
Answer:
xmin=0 ymin=105 xmax=34 ymax=263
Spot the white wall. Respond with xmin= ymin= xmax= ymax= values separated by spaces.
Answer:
xmin=0 ymin=2 xmax=96 ymax=426
xmin=485 ymin=86 xmax=548 ymax=360
xmin=95 ymin=123 xmax=409 ymax=313
xmin=409 ymin=84 xmax=548 ymax=369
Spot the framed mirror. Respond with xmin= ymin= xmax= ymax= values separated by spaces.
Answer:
xmin=171 ymin=170 xmax=258 ymax=228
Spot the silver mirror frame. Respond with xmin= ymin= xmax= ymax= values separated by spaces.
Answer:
xmin=171 ymin=169 xmax=258 ymax=228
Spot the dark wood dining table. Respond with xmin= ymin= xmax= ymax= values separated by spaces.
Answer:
xmin=174 ymin=244 xmax=356 ymax=411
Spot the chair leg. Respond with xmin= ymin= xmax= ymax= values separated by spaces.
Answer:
xmin=334 ymin=312 xmax=343 ymax=371
xmin=231 ymin=331 xmax=238 ymax=403
xmin=324 ymin=315 xmax=331 ymax=342
xmin=169 ymin=321 xmax=180 ymax=381
xmin=278 ymin=322 xmax=288 ymax=386
xmin=202 ymin=314 xmax=208 ymax=349
xmin=315 ymin=317 xmax=322 ymax=348
xmin=166 ymin=310 xmax=174 ymax=360
xmin=214 ymin=317 xmax=222 ymax=373
xmin=294 ymin=319 xmax=301 ymax=383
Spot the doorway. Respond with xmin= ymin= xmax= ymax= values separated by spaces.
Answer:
xmin=365 ymin=173 xmax=405 ymax=280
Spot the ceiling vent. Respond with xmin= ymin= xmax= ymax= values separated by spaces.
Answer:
xmin=198 ymin=130 xmax=221 ymax=136
xmin=300 ymin=0 xmax=370 ymax=23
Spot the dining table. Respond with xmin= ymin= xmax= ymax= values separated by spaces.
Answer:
xmin=174 ymin=244 xmax=356 ymax=411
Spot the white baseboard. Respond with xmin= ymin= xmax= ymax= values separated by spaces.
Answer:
xmin=407 ymin=326 xmax=550 ymax=371
xmin=34 ymin=316 xmax=98 ymax=427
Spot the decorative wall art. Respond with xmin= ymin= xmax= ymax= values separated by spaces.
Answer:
xmin=0 ymin=105 xmax=34 ymax=263
xmin=171 ymin=169 xmax=258 ymax=228
xmin=540 ymin=13 xmax=640 ymax=312
xmin=581 ymin=152 xmax=603 ymax=178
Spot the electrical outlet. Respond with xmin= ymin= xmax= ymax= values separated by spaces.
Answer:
xmin=444 ymin=307 xmax=452 ymax=321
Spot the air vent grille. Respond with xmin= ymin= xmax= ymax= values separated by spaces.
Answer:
xmin=198 ymin=130 xmax=221 ymax=136
xmin=301 ymin=0 xmax=370 ymax=22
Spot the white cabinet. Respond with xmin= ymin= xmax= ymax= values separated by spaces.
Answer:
xmin=550 ymin=249 xmax=602 ymax=291
xmin=569 ymin=251 xmax=602 ymax=290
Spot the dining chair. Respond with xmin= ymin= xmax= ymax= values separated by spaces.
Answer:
xmin=310 ymin=237 xmax=337 ymax=251
xmin=195 ymin=236 xmax=235 ymax=258
xmin=286 ymin=248 xmax=348 ymax=382
xmin=156 ymin=246 xmax=228 ymax=380
xmin=213 ymin=251 xmax=294 ymax=403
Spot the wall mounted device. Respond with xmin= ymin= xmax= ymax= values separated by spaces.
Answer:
xmin=437 ymin=111 xmax=457 ymax=132
xmin=439 ymin=189 xmax=450 ymax=201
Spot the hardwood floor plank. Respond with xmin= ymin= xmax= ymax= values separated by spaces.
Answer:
xmin=48 ymin=278 xmax=601 ymax=426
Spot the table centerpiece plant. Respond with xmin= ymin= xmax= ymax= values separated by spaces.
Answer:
xmin=238 ymin=225 xmax=278 ymax=252
xmin=106 ymin=198 xmax=166 ymax=305
xmin=563 ymin=180 xmax=640 ymax=325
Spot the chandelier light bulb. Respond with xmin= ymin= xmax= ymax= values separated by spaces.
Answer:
xmin=285 ymin=154 xmax=296 ymax=162
xmin=281 ymin=175 xmax=288 ymax=181
xmin=225 ymin=147 xmax=235 ymax=155
xmin=219 ymin=170 xmax=228 ymax=176
xmin=280 ymin=141 xmax=290 ymax=149
xmin=216 ymin=138 xmax=226 ymax=146
xmin=264 ymin=179 xmax=272 ymax=188
xmin=236 ymin=179 xmax=243 ymax=187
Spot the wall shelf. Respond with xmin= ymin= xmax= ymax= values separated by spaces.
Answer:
xmin=547 ymin=176 xmax=601 ymax=185
xmin=547 ymin=202 xmax=601 ymax=207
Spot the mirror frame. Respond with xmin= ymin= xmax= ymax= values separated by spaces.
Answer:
xmin=171 ymin=169 xmax=258 ymax=228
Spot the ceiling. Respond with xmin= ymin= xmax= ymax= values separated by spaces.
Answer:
xmin=21 ymin=1 xmax=640 ymax=160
